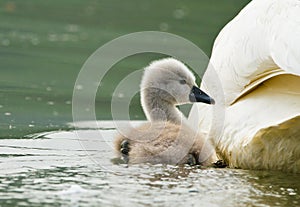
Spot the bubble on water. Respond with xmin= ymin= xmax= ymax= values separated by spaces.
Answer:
xmin=47 ymin=101 xmax=54 ymax=105
xmin=0 ymin=105 xmax=3 ymax=108
xmin=173 ymin=9 xmax=186 ymax=19
xmin=4 ymin=112 xmax=11 ymax=116
xmin=25 ymin=96 xmax=32 ymax=100
xmin=53 ymin=111 xmax=59 ymax=116
xmin=46 ymin=87 xmax=52 ymax=91
xmin=31 ymin=37 xmax=40 ymax=45
xmin=28 ymin=124 xmax=35 ymax=128
xmin=65 ymin=100 xmax=71 ymax=105
xmin=159 ymin=22 xmax=169 ymax=31
xmin=37 ymin=97 xmax=42 ymax=101
xmin=66 ymin=24 xmax=79 ymax=33
xmin=48 ymin=33 xmax=79 ymax=42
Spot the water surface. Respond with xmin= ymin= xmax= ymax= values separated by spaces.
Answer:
xmin=0 ymin=121 xmax=299 ymax=207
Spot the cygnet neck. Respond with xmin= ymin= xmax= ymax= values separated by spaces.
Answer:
xmin=142 ymin=90 xmax=184 ymax=125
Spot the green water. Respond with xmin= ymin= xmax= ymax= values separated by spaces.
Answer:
xmin=0 ymin=0 xmax=249 ymax=138
xmin=1 ymin=1 xmax=299 ymax=207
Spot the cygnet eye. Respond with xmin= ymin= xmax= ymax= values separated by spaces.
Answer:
xmin=179 ymin=79 xmax=186 ymax=84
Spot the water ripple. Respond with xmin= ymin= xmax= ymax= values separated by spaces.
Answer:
xmin=0 ymin=124 xmax=299 ymax=207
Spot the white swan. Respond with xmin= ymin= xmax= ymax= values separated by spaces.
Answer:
xmin=114 ymin=58 xmax=217 ymax=165
xmin=188 ymin=0 xmax=300 ymax=172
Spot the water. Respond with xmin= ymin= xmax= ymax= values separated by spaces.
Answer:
xmin=0 ymin=121 xmax=299 ymax=207
xmin=0 ymin=0 xmax=249 ymax=137
xmin=1 ymin=1 xmax=299 ymax=206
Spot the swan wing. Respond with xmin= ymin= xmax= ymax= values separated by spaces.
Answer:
xmin=206 ymin=0 xmax=300 ymax=105
xmin=269 ymin=0 xmax=300 ymax=75
xmin=230 ymin=115 xmax=300 ymax=172
xmin=214 ymin=75 xmax=300 ymax=172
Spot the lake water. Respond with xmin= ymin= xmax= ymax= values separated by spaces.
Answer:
xmin=1 ymin=1 xmax=299 ymax=206
xmin=1 ymin=121 xmax=299 ymax=207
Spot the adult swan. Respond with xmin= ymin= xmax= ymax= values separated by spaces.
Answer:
xmin=188 ymin=0 xmax=300 ymax=172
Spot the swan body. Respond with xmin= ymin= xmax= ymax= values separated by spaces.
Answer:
xmin=114 ymin=58 xmax=216 ymax=165
xmin=189 ymin=0 xmax=300 ymax=172
xmin=115 ymin=121 xmax=216 ymax=165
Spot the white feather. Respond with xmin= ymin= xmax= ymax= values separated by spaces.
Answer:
xmin=189 ymin=0 xmax=300 ymax=172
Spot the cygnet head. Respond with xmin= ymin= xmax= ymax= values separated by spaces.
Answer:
xmin=140 ymin=58 xmax=214 ymax=123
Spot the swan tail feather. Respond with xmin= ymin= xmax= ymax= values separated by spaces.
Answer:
xmin=242 ymin=115 xmax=300 ymax=172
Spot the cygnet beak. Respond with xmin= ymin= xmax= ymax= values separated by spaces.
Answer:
xmin=189 ymin=86 xmax=215 ymax=105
